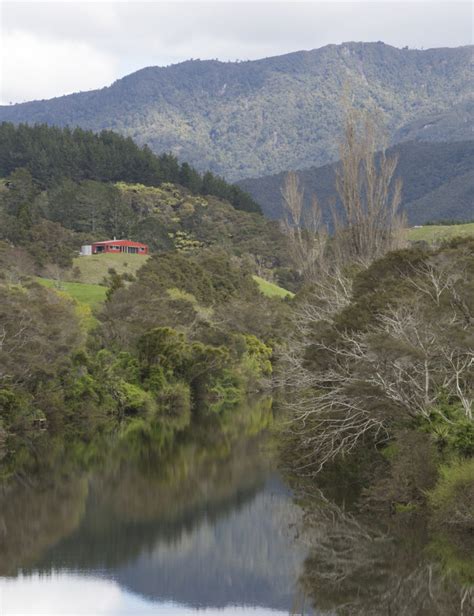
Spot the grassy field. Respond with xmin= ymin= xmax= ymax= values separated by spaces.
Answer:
xmin=407 ymin=223 xmax=474 ymax=243
xmin=36 ymin=278 xmax=107 ymax=307
xmin=253 ymin=275 xmax=294 ymax=299
xmin=71 ymin=253 xmax=150 ymax=285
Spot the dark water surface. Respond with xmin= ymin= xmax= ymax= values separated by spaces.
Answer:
xmin=0 ymin=398 xmax=471 ymax=615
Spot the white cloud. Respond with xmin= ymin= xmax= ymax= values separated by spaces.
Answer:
xmin=0 ymin=28 xmax=118 ymax=104
xmin=0 ymin=1 xmax=472 ymax=103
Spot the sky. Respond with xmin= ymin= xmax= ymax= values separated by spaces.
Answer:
xmin=0 ymin=1 xmax=472 ymax=105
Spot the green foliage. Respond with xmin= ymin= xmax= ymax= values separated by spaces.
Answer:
xmin=138 ymin=327 xmax=191 ymax=378
xmin=156 ymin=382 xmax=192 ymax=430
xmin=0 ymin=282 xmax=82 ymax=391
xmin=28 ymin=220 xmax=76 ymax=267
xmin=0 ymin=125 xmax=293 ymax=481
xmin=207 ymin=370 xmax=243 ymax=413
xmin=105 ymin=272 xmax=125 ymax=302
xmin=119 ymin=382 xmax=155 ymax=417
xmin=1 ymin=161 xmax=293 ymax=283
xmin=240 ymin=334 xmax=273 ymax=381
xmin=419 ymin=400 xmax=474 ymax=457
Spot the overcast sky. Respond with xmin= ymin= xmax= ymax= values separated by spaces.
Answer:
xmin=0 ymin=1 xmax=472 ymax=105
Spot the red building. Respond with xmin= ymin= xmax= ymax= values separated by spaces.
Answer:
xmin=91 ymin=240 xmax=149 ymax=255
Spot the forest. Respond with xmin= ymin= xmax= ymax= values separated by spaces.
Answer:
xmin=0 ymin=122 xmax=261 ymax=213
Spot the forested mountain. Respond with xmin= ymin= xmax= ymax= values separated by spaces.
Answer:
xmin=0 ymin=43 xmax=472 ymax=180
xmin=238 ymin=140 xmax=474 ymax=225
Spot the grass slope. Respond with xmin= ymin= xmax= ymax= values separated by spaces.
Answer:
xmin=37 ymin=278 xmax=107 ymax=307
xmin=253 ymin=275 xmax=294 ymax=299
xmin=407 ymin=223 xmax=474 ymax=243
xmin=72 ymin=253 xmax=150 ymax=285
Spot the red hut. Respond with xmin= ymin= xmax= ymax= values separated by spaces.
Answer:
xmin=91 ymin=240 xmax=149 ymax=255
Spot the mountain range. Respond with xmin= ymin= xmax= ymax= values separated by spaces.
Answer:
xmin=1 ymin=42 xmax=472 ymax=182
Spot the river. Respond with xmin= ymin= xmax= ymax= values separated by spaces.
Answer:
xmin=0 ymin=398 xmax=471 ymax=615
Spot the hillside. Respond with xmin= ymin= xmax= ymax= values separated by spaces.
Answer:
xmin=238 ymin=140 xmax=474 ymax=225
xmin=0 ymin=43 xmax=472 ymax=181
xmin=0 ymin=174 xmax=295 ymax=289
xmin=36 ymin=278 xmax=107 ymax=308
xmin=393 ymin=98 xmax=474 ymax=144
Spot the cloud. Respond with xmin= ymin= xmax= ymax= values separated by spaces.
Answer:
xmin=0 ymin=1 xmax=472 ymax=103
xmin=0 ymin=29 xmax=118 ymax=104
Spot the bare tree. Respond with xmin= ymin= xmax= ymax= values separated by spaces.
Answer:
xmin=333 ymin=107 xmax=406 ymax=265
xmin=279 ymin=253 xmax=473 ymax=472
xmin=280 ymin=108 xmax=406 ymax=281
xmin=281 ymin=171 xmax=328 ymax=281
xmin=333 ymin=109 xmax=404 ymax=264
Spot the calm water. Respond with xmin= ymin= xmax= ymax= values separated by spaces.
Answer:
xmin=1 ymin=477 xmax=309 ymax=615
xmin=0 ymin=399 xmax=314 ymax=615
xmin=0 ymin=398 xmax=471 ymax=616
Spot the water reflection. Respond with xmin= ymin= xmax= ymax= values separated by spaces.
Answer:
xmin=0 ymin=398 xmax=311 ymax=615
xmin=1 ymin=573 xmax=297 ymax=615
xmin=294 ymin=487 xmax=474 ymax=616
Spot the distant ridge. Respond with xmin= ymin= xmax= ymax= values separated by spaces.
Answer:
xmin=237 ymin=140 xmax=474 ymax=225
xmin=0 ymin=42 xmax=472 ymax=180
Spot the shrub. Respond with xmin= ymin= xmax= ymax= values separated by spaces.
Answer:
xmin=119 ymin=382 xmax=155 ymax=417
xmin=429 ymin=533 xmax=474 ymax=586
xmin=428 ymin=459 xmax=474 ymax=531
xmin=207 ymin=370 xmax=243 ymax=413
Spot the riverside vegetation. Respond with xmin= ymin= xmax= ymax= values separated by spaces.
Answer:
xmin=0 ymin=123 xmax=294 ymax=483
xmin=276 ymin=109 xmax=473 ymax=612
xmin=0 ymin=113 xmax=472 ymax=612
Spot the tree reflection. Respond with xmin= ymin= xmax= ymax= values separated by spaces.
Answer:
xmin=0 ymin=397 xmax=313 ymax=613
xmin=294 ymin=487 xmax=474 ymax=616
xmin=0 ymin=397 xmax=277 ymax=574
xmin=0 ymin=476 xmax=88 ymax=576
